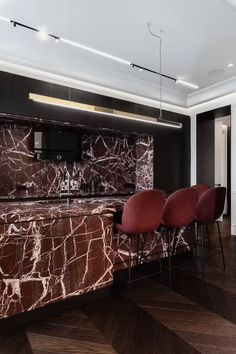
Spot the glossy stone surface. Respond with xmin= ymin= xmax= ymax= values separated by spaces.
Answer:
xmin=0 ymin=195 xmax=191 ymax=318
xmin=0 ymin=121 xmax=153 ymax=199
xmin=0 ymin=200 xmax=115 ymax=319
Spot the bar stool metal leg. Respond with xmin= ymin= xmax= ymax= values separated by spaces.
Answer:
xmin=128 ymin=236 xmax=132 ymax=283
xmin=216 ymin=221 xmax=225 ymax=270
xmin=168 ymin=229 xmax=174 ymax=288
xmin=136 ymin=234 xmax=140 ymax=265
xmin=201 ymin=224 xmax=205 ymax=277
xmin=206 ymin=224 xmax=211 ymax=250
xmin=195 ymin=223 xmax=200 ymax=257
xmin=139 ymin=233 xmax=147 ymax=264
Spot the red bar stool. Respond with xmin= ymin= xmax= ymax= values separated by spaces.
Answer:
xmin=191 ymin=184 xmax=210 ymax=198
xmin=115 ymin=189 xmax=165 ymax=283
xmin=195 ymin=187 xmax=226 ymax=271
xmin=162 ymin=187 xmax=198 ymax=286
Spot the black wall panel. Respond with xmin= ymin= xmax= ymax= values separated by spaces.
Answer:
xmin=0 ymin=71 xmax=190 ymax=192
xmin=0 ymin=71 xmax=11 ymax=112
xmin=154 ymin=111 xmax=190 ymax=193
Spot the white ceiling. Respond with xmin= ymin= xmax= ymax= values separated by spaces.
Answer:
xmin=0 ymin=0 xmax=236 ymax=107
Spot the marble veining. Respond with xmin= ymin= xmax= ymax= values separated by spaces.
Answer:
xmin=0 ymin=196 xmax=191 ymax=318
xmin=0 ymin=207 xmax=114 ymax=319
xmin=113 ymin=227 xmax=190 ymax=271
xmin=136 ymin=136 xmax=154 ymax=191
xmin=0 ymin=122 xmax=153 ymax=199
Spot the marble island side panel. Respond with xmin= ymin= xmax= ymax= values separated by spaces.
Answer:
xmin=0 ymin=200 xmax=115 ymax=319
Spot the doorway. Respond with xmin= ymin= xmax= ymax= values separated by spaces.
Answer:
xmin=215 ymin=116 xmax=231 ymax=216
xmin=197 ymin=105 xmax=231 ymax=220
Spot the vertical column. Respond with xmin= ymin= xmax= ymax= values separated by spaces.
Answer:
xmin=231 ymin=104 xmax=236 ymax=235
xmin=190 ymin=114 xmax=197 ymax=185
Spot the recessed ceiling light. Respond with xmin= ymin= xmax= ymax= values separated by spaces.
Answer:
xmin=222 ymin=0 xmax=236 ymax=10
xmin=207 ymin=68 xmax=224 ymax=77
xmin=228 ymin=63 xmax=234 ymax=68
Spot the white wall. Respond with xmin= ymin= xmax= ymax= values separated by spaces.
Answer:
xmin=190 ymin=114 xmax=197 ymax=185
xmin=231 ymin=105 xmax=236 ymax=235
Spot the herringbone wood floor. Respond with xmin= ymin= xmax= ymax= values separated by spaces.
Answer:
xmin=1 ymin=219 xmax=236 ymax=354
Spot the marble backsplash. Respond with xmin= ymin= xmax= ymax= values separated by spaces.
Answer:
xmin=0 ymin=123 xmax=153 ymax=199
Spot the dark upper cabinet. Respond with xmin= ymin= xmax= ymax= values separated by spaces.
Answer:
xmin=8 ymin=73 xmax=156 ymax=133
xmin=154 ymin=111 xmax=190 ymax=193
xmin=0 ymin=72 xmax=11 ymax=112
xmin=11 ymin=74 xmax=70 ymax=121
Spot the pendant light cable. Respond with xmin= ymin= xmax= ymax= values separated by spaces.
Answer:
xmin=147 ymin=23 xmax=163 ymax=120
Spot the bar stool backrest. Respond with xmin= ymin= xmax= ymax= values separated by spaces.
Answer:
xmin=121 ymin=189 xmax=165 ymax=234
xmin=191 ymin=184 xmax=210 ymax=198
xmin=196 ymin=187 xmax=226 ymax=223
xmin=163 ymin=188 xmax=198 ymax=228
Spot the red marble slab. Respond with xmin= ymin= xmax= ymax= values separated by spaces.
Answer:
xmin=0 ymin=122 xmax=153 ymax=199
xmin=0 ymin=210 xmax=114 ymax=319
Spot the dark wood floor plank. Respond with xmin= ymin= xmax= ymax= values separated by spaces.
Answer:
xmin=82 ymin=295 xmax=201 ymax=354
xmin=168 ymin=220 xmax=236 ymax=326
xmin=144 ymin=307 xmax=233 ymax=327
xmin=131 ymin=278 xmax=236 ymax=353
xmin=193 ymin=344 xmax=236 ymax=354
xmin=178 ymin=331 xmax=236 ymax=351
xmin=27 ymin=322 xmax=107 ymax=345
xmin=28 ymin=332 xmax=117 ymax=354
xmin=39 ymin=313 xmax=96 ymax=330
xmin=0 ymin=330 xmax=33 ymax=354
xmin=32 ymin=351 xmax=54 ymax=354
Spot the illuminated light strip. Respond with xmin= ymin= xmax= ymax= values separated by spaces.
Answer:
xmin=29 ymin=93 xmax=182 ymax=128
xmin=60 ymin=38 xmax=131 ymax=65
xmin=176 ymin=79 xmax=199 ymax=89
xmin=0 ymin=16 xmax=10 ymax=22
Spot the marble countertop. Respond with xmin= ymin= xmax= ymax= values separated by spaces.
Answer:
xmin=0 ymin=196 xmax=127 ymax=224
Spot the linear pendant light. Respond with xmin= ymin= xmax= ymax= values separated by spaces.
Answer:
xmin=29 ymin=93 xmax=182 ymax=128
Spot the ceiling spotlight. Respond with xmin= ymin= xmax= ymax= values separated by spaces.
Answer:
xmin=228 ymin=63 xmax=234 ymax=68
xmin=176 ymin=79 xmax=199 ymax=90
xmin=37 ymin=29 xmax=49 ymax=41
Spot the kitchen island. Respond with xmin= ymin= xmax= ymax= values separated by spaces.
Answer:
xmin=0 ymin=195 xmax=191 ymax=319
xmin=0 ymin=197 xmax=126 ymax=319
